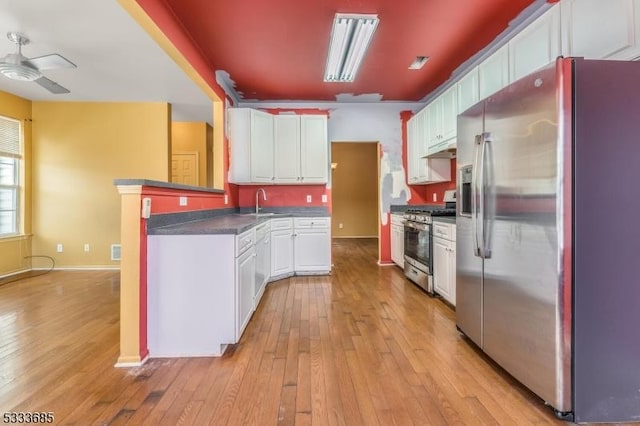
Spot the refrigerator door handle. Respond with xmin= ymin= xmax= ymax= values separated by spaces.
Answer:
xmin=471 ymin=134 xmax=482 ymax=257
xmin=481 ymin=132 xmax=493 ymax=259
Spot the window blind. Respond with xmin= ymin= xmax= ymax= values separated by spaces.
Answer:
xmin=0 ymin=116 xmax=21 ymax=158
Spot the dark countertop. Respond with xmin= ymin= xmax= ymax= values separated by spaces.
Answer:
xmin=114 ymin=178 xmax=224 ymax=194
xmin=433 ymin=216 xmax=456 ymax=224
xmin=148 ymin=210 xmax=330 ymax=235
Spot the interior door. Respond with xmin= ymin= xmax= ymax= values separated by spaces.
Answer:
xmin=171 ymin=152 xmax=199 ymax=186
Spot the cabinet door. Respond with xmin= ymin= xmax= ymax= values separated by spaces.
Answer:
xmin=271 ymin=229 xmax=294 ymax=277
xmin=509 ymin=5 xmax=561 ymax=82
xmin=250 ymin=109 xmax=275 ymax=182
xmin=294 ymin=229 xmax=331 ymax=272
xmin=441 ymin=86 xmax=458 ymax=142
xmin=274 ymin=115 xmax=300 ymax=183
xmin=457 ymin=67 xmax=479 ymax=114
xmin=414 ymin=109 xmax=429 ymax=181
xmin=448 ymin=242 xmax=456 ymax=307
xmin=236 ymin=247 xmax=256 ymax=341
xmin=479 ymin=44 xmax=510 ymax=100
xmin=300 ymin=115 xmax=328 ymax=183
xmin=561 ymin=0 xmax=640 ymax=60
xmin=427 ymin=98 xmax=443 ymax=149
xmin=391 ymin=224 xmax=404 ymax=267
xmin=254 ymin=234 xmax=270 ymax=307
xmin=433 ymin=236 xmax=452 ymax=302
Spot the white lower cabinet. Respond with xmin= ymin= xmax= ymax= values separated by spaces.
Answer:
xmin=271 ymin=218 xmax=294 ymax=278
xmin=432 ymin=221 xmax=456 ymax=307
xmin=147 ymin=230 xmax=256 ymax=358
xmin=390 ymin=214 xmax=404 ymax=268
xmin=254 ymin=222 xmax=271 ymax=309
xmin=236 ymin=246 xmax=256 ymax=341
xmin=294 ymin=217 xmax=331 ymax=273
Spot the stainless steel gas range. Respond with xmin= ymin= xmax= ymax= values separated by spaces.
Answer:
xmin=403 ymin=190 xmax=456 ymax=294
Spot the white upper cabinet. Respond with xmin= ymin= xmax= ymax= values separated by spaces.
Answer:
xmin=250 ymin=110 xmax=275 ymax=182
xmin=228 ymin=108 xmax=274 ymax=184
xmin=274 ymin=115 xmax=301 ymax=183
xmin=561 ymin=0 xmax=640 ymax=60
xmin=479 ymin=44 xmax=510 ymax=100
xmin=230 ymin=109 xmax=328 ymax=184
xmin=300 ymin=115 xmax=328 ymax=183
xmin=457 ymin=66 xmax=479 ymax=114
xmin=440 ymin=86 xmax=458 ymax=142
xmin=426 ymin=86 xmax=457 ymax=156
xmin=509 ymin=5 xmax=561 ymax=82
xmin=407 ymin=109 xmax=431 ymax=183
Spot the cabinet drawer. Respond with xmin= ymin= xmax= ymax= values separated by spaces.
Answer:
xmin=294 ymin=217 xmax=330 ymax=229
xmin=433 ymin=222 xmax=452 ymax=240
xmin=236 ymin=228 xmax=255 ymax=256
xmin=390 ymin=214 xmax=404 ymax=226
xmin=270 ymin=218 xmax=293 ymax=230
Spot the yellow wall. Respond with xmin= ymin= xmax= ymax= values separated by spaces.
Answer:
xmin=171 ymin=121 xmax=209 ymax=186
xmin=31 ymin=102 xmax=170 ymax=268
xmin=331 ymin=142 xmax=378 ymax=238
xmin=0 ymin=91 xmax=32 ymax=276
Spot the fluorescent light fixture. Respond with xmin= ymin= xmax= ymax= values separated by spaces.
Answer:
xmin=324 ymin=13 xmax=379 ymax=83
xmin=408 ymin=56 xmax=429 ymax=70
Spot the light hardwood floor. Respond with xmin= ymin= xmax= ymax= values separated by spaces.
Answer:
xmin=0 ymin=239 xmax=605 ymax=425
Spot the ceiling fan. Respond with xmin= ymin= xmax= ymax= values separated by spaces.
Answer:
xmin=0 ymin=32 xmax=76 ymax=94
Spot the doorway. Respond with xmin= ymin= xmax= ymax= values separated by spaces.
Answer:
xmin=331 ymin=142 xmax=379 ymax=238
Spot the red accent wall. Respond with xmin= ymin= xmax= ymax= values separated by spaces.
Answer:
xmin=237 ymin=185 xmax=331 ymax=212
xmin=139 ymin=219 xmax=148 ymax=361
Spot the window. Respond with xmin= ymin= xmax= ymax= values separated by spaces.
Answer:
xmin=0 ymin=116 xmax=21 ymax=237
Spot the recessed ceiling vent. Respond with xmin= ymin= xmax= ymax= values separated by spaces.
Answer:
xmin=408 ymin=56 xmax=429 ymax=70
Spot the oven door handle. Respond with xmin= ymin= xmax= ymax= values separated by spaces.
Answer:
xmin=404 ymin=222 xmax=429 ymax=231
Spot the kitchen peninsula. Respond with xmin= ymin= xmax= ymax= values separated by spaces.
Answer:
xmin=115 ymin=179 xmax=331 ymax=362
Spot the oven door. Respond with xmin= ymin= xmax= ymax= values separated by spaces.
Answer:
xmin=403 ymin=221 xmax=431 ymax=271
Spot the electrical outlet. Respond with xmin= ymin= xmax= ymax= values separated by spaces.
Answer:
xmin=432 ymin=193 xmax=437 ymax=202
xmin=84 ymin=244 xmax=90 ymax=252
xmin=321 ymin=194 xmax=327 ymax=203
xmin=179 ymin=196 xmax=188 ymax=206
xmin=339 ymin=223 xmax=344 ymax=229
xmin=56 ymin=243 xmax=63 ymax=253
xmin=224 ymin=194 xmax=228 ymax=205
xmin=306 ymin=195 xmax=312 ymax=203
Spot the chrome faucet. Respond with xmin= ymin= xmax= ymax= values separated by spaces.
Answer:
xmin=255 ymin=188 xmax=267 ymax=214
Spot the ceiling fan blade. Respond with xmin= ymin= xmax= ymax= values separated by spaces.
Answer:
xmin=26 ymin=54 xmax=76 ymax=70
xmin=35 ymin=76 xmax=70 ymax=94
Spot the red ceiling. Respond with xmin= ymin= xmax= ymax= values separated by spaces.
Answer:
xmin=153 ymin=0 xmax=537 ymax=102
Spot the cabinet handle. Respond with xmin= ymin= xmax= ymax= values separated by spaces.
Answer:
xmin=272 ymin=177 xmax=275 ymax=180
xmin=300 ymin=177 xmax=304 ymax=181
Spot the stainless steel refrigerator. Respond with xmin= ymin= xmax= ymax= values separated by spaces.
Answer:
xmin=456 ymin=57 xmax=640 ymax=423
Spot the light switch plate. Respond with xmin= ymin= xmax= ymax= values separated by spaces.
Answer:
xmin=321 ymin=194 xmax=327 ymax=203
xmin=179 ymin=196 xmax=188 ymax=206
xmin=224 ymin=194 xmax=228 ymax=205
xmin=432 ymin=193 xmax=437 ymax=202
xmin=306 ymin=195 xmax=312 ymax=203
